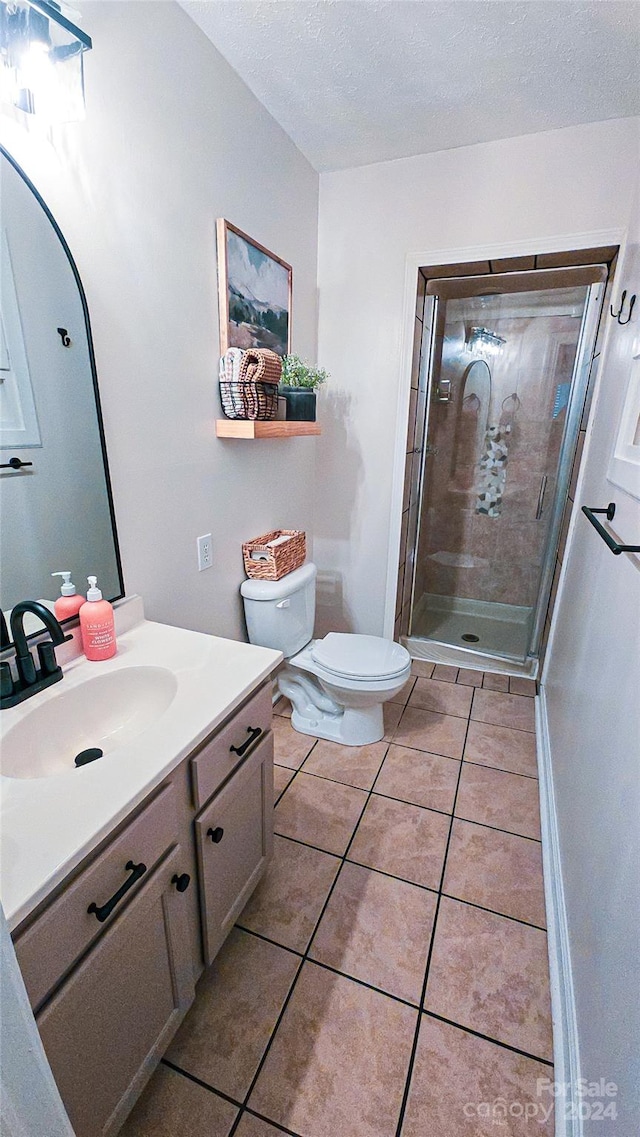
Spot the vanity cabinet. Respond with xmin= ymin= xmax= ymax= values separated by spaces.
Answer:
xmin=11 ymin=678 xmax=275 ymax=1137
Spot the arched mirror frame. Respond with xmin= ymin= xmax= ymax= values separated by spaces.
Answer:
xmin=0 ymin=144 xmax=125 ymax=643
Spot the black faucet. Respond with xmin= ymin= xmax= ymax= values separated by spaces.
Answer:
xmin=1 ymin=601 xmax=72 ymax=709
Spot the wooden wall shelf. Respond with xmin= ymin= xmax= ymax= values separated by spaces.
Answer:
xmin=215 ymin=420 xmax=321 ymax=439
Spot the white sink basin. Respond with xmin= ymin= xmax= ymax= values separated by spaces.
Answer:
xmin=0 ymin=666 xmax=178 ymax=780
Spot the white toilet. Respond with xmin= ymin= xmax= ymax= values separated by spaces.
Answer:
xmin=241 ymin=563 xmax=411 ymax=746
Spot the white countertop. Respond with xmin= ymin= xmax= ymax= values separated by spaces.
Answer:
xmin=0 ymin=610 xmax=281 ymax=930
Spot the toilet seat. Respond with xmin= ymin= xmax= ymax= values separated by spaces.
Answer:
xmin=311 ymin=633 xmax=410 ymax=682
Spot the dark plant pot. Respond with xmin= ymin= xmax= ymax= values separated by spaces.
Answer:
xmin=279 ymin=387 xmax=317 ymax=422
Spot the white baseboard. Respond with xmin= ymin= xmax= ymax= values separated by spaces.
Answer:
xmin=536 ymin=688 xmax=582 ymax=1137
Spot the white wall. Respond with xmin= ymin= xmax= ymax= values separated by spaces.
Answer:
xmin=316 ymin=118 xmax=639 ymax=636
xmin=0 ymin=1 xmax=319 ymax=639
xmin=543 ymin=175 xmax=640 ymax=1134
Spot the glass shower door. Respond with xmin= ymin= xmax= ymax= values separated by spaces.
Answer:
xmin=409 ymin=272 xmax=603 ymax=662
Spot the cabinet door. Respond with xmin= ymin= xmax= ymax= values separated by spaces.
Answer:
xmin=36 ymin=847 xmax=195 ymax=1137
xmin=195 ymin=731 xmax=274 ymax=964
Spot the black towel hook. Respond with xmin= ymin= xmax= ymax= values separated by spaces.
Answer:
xmin=610 ymin=291 xmax=636 ymax=326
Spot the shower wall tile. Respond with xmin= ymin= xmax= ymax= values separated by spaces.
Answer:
xmin=411 ymin=317 xmax=423 ymax=388
xmin=407 ymin=388 xmax=418 ymax=452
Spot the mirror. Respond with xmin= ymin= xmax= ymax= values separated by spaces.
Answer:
xmin=0 ymin=147 xmax=123 ymax=636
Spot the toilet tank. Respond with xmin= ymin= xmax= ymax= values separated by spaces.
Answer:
xmin=240 ymin=562 xmax=316 ymax=657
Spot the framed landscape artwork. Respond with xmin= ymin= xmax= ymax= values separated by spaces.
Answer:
xmin=216 ymin=219 xmax=292 ymax=357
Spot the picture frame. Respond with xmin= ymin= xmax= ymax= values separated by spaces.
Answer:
xmin=216 ymin=219 xmax=292 ymax=357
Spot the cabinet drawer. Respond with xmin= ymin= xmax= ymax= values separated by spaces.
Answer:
xmin=14 ymin=782 xmax=178 ymax=1011
xmin=191 ymin=681 xmax=272 ymax=809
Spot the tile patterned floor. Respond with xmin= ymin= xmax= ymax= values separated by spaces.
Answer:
xmin=121 ymin=665 xmax=553 ymax=1137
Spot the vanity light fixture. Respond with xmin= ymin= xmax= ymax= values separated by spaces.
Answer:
xmin=0 ymin=0 xmax=91 ymax=122
xmin=466 ymin=326 xmax=506 ymax=358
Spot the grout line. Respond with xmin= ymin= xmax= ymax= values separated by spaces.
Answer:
xmin=422 ymin=1011 xmax=554 ymax=1067
xmin=160 ymin=1058 xmax=242 ymax=1108
xmin=240 ymin=1108 xmax=305 ymax=1136
xmin=226 ymin=742 xmax=394 ymax=1134
xmin=235 ymin=924 xmax=305 ymax=957
xmin=439 ymin=893 xmax=547 ymax=932
xmin=291 ymin=954 xmax=420 ymax=1012
xmin=462 ymin=757 xmax=538 ymax=780
xmin=276 ymin=813 xmax=541 ymax=853
xmin=393 ymin=708 xmax=473 ymax=1137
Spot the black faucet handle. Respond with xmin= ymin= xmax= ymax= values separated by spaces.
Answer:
xmin=0 ymin=662 xmax=13 ymax=699
xmin=38 ymin=641 xmax=63 ymax=677
xmin=0 ymin=610 xmax=10 ymax=651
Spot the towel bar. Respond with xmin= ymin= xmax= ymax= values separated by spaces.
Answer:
xmin=581 ymin=503 xmax=640 ymax=555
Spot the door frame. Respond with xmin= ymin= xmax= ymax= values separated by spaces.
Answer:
xmin=384 ymin=228 xmax=626 ymax=640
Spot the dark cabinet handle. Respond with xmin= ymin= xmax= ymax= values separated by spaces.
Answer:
xmin=87 ymin=860 xmax=147 ymax=922
xmin=172 ymin=872 xmax=191 ymax=893
xmin=207 ymin=827 xmax=224 ymax=844
xmin=0 ymin=457 xmax=33 ymax=470
xmin=230 ymin=726 xmax=261 ymax=758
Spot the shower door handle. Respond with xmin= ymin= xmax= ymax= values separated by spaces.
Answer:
xmin=535 ymin=475 xmax=548 ymax=521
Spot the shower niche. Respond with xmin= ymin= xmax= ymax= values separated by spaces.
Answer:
xmin=400 ymin=252 xmax=616 ymax=671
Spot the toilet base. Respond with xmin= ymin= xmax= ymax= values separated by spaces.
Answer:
xmin=278 ymin=668 xmax=384 ymax=746
xmin=290 ymin=703 xmax=384 ymax=746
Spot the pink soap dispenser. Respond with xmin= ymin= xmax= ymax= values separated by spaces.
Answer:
xmin=79 ymin=576 xmax=117 ymax=661
xmin=51 ymin=571 xmax=84 ymax=620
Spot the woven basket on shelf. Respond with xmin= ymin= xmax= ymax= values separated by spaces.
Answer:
xmin=219 ymin=380 xmax=278 ymax=421
xmin=242 ymin=529 xmax=306 ymax=581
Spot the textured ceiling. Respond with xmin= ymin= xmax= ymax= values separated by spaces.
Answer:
xmin=179 ymin=1 xmax=640 ymax=171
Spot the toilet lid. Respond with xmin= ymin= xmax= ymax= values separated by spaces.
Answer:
xmin=311 ymin=633 xmax=410 ymax=681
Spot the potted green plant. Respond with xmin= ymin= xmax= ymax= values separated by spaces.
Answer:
xmin=279 ymin=354 xmax=328 ymax=421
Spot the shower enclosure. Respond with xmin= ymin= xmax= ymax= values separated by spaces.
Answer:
xmin=405 ymin=266 xmax=605 ymax=668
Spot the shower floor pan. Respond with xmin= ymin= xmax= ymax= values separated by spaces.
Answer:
xmin=407 ymin=593 xmax=536 ymax=677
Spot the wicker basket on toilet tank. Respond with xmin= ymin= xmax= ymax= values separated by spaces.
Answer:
xmin=242 ymin=530 xmax=306 ymax=581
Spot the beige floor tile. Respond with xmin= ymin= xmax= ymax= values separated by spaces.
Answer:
xmin=374 ymin=745 xmax=459 ymax=814
xmin=392 ymin=706 xmax=468 ymax=759
xmin=456 ymin=763 xmax=541 ymax=840
xmin=464 ymin=719 xmax=538 ymax=778
xmin=166 ymin=928 xmax=299 ymax=1100
xmin=272 ymin=717 xmax=317 ymax=769
xmin=119 ymin=1065 xmax=237 ymax=1137
xmin=349 ymin=794 xmax=449 ymax=889
xmin=383 ymin=701 xmax=404 ymax=739
xmin=456 ymin=667 xmax=483 ymax=687
xmin=432 ymin=664 xmax=458 ymax=683
xmin=410 ymin=660 xmax=435 ymax=678
xmin=249 ymin=962 xmax=417 ymax=1137
xmin=408 ymin=677 xmax=473 ymax=719
xmin=443 ymin=819 xmax=547 ymax=927
xmin=238 ymin=835 xmax=341 ymax=952
xmin=471 ymin=689 xmax=536 ymax=732
xmin=274 ymin=696 xmax=292 ymax=717
xmin=273 ymin=765 xmax=295 ymax=799
xmin=509 ymin=676 xmax=537 ymax=696
xmin=309 ymin=862 xmax=436 ymax=1004
xmin=389 ymin=676 xmax=417 ymax=704
xmin=424 ymin=897 xmax=553 ymax=1061
xmin=401 ymin=1016 xmax=554 ymax=1136
xmin=301 ymin=739 xmax=388 ymax=790
xmin=482 ymin=672 xmax=509 ymax=692
xmin=274 ymin=771 xmax=367 ymax=855
xmin=235 ymin=1115 xmax=286 ymax=1137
